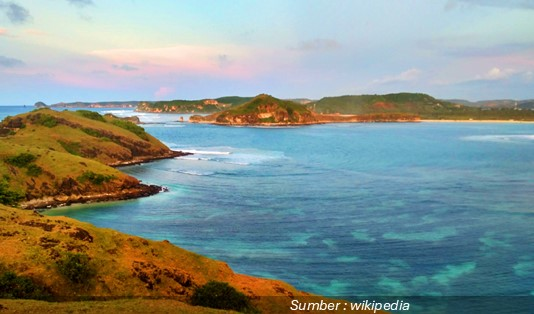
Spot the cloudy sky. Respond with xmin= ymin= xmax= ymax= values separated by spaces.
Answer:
xmin=1 ymin=0 xmax=533 ymax=105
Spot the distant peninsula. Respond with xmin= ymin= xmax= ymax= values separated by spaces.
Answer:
xmin=50 ymin=101 xmax=139 ymax=108
xmin=136 ymin=96 xmax=253 ymax=114
xmin=0 ymin=108 xmax=188 ymax=209
xmin=48 ymin=92 xmax=534 ymax=121
xmin=190 ymin=94 xmax=420 ymax=125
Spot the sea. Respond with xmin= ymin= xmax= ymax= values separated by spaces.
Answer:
xmin=2 ymin=106 xmax=534 ymax=312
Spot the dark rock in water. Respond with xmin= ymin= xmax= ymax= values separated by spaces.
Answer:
xmin=34 ymin=101 xmax=48 ymax=108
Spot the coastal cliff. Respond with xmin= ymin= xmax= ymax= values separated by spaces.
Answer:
xmin=0 ymin=109 xmax=188 ymax=209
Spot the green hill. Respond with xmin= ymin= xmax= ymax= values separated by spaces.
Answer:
xmin=0 ymin=109 xmax=185 ymax=209
xmin=190 ymin=94 xmax=318 ymax=125
xmin=137 ymin=96 xmax=253 ymax=114
xmin=309 ymin=93 xmax=534 ymax=120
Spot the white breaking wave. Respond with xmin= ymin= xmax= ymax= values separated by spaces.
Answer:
xmin=102 ymin=109 xmax=133 ymax=115
xmin=462 ymin=135 xmax=534 ymax=143
xmin=178 ymin=157 xmax=211 ymax=161
xmin=174 ymin=147 xmax=286 ymax=168
xmin=174 ymin=170 xmax=214 ymax=176
xmin=181 ymin=149 xmax=231 ymax=155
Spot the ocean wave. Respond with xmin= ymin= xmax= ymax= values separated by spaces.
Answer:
xmin=461 ymin=134 xmax=534 ymax=143
xmin=173 ymin=169 xmax=214 ymax=176
xmin=222 ymin=161 xmax=250 ymax=166
xmin=174 ymin=146 xmax=286 ymax=167
xmin=102 ymin=109 xmax=134 ymax=115
xmin=181 ymin=149 xmax=231 ymax=155
xmin=178 ymin=156 xmax=211 ymax=161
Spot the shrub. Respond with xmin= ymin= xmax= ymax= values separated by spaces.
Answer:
xmin=58 ymin=140 xmax=81 ymax=156
xmin=0 ymin=271 xmax=50 ymax=299
xmin=76 ymin=110 xmax=105 ymax=122
xmin=26 ymin=164 xmax=43 ymax=177
xmin=37 ymin=114 xmax=58 ymax=128
xmin=0 ymin=180 xmax=24 ymax=206
xmin=110 ymin=119 xmax=148 ymax=140
xmin=190 ymin=281 xmax=256 ymax=313
xmin=56 ymin=253 xmax=95 ymax=284
xmin=4 ymin=153 xmax=37 ymax=168
xmin=77 ymin=171 xmax=115 ymax=185
xmin=81 ymin=128 xmax=103 ymax=138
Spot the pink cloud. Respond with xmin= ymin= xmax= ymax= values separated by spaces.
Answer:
xmin=154 ymin=86 xmax=175 ymax=100
xmin=90 ymin=45 xmax=268 ymax=80
xmin=0 ymin=28 xmax=7 ymax=36
xmin=24 ymin=29 xmax=48 ymax=37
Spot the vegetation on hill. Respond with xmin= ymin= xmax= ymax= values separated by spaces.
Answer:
xmin=445 ymin=98 xmax=534 ymax=110
xmin=136 ymin=96 xmax=253 ymax=113
xmin=0 ymin=204 xmax=312 ymax=313
xmin=0 ymin=108 xmax=184 ymax=208
xmin=308 ymin=93 xmax=534 ymax=120
xmin=191 ymin=94 xmax=319 ymax=125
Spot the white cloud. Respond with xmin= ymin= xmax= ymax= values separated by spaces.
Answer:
xmin=476 ymin=67 xmax=515 ymax=80
xmin=524 ymin=71 xmax=533 ymax=82
xmin=373 ymin=68 xmax=422 ymax=84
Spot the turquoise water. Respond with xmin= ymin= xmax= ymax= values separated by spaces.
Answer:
xmin=4 ymin=107 xmax=534 ymax=299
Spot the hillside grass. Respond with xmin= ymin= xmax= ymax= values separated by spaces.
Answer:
xmin=310 ymin=93 xmax=534 ymax=120
xmin=0 ymin=204 xmax=316 ymax=313
xmin=0 ymin=297 xmax=233 ymax=313
xmin=1 ymin=108 xmax=169 ymax=165
xmin=0 ymin=108 xmax=177 ymax=207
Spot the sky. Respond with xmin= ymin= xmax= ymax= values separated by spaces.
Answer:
xmin=1 ymin=0 xmax=534 ymax=105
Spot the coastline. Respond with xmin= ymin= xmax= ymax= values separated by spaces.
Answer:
xmin=21 ymin=150 xmax=191 ymax=210
xmin=21 ymin=183 xmax=162 ymax=210
xmin=108 ymin=150 xmax=191 ymax=167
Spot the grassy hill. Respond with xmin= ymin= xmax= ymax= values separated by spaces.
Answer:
xmin=0 ymin=109 xmax=184 ymax=209
xmin=191 ymin=94 xmax=318 ymax=125
xmin=137 ymin=96 xmax=253 ymax=114
xmin=0 ymin=204 xmax=318 ymax=313
xmin=309 ymin=93 xmax=534 ymax=120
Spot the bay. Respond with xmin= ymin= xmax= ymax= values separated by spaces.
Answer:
xmin=5 ymin=107 xmax=534 ymax=298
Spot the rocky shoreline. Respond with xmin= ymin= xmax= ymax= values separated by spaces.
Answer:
xmin=21 ymin=183 xmax=163 ymax=210
xmin=21 ymin=150 xmax=191 ymax=210
xmin=107 ymin=150 xmax=191 ymax=167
